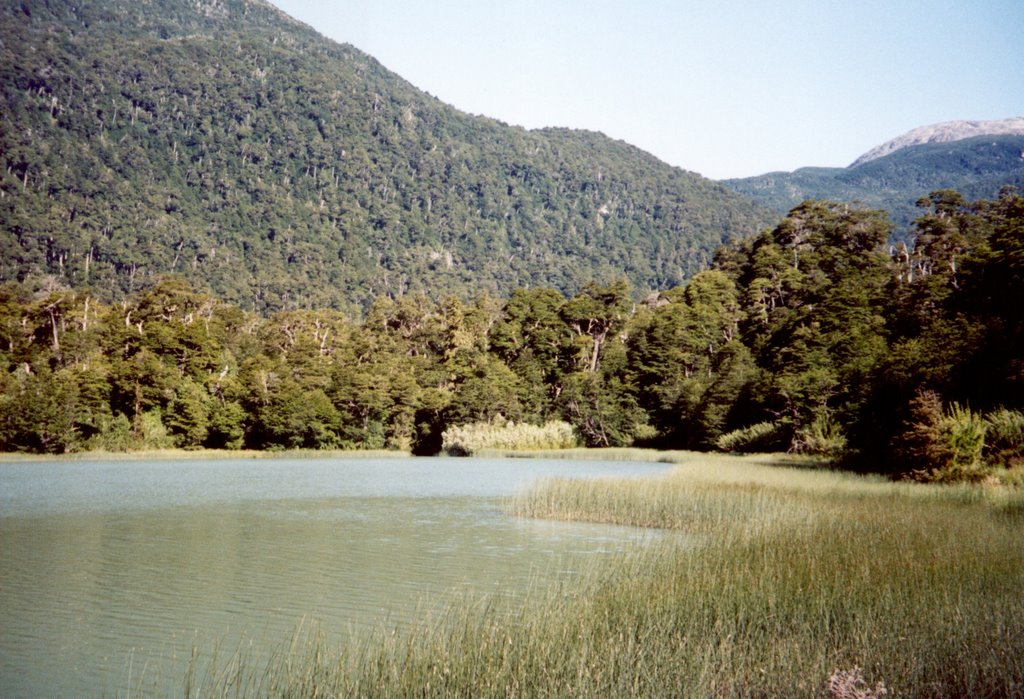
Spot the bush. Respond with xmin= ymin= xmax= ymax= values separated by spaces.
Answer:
xmin=984 ymin=408 xmax=1024 ymax=467
xmin=715 ymin=420 xmax=781 ymax=453
xmin=792 ymin=412 xmax=847 ymax=457
xmin=441 ymin=418 xmax=579 ymax=456
xmin=902 ymin=392 xmax=989 ymax=483
xmin=85 ymin=413 xmax=135 ymax=452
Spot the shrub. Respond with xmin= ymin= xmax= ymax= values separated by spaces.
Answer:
xmin=793 ymin=412 xmax=847 ymax=457
xmin=85 ymin=413 xmax=135 ymax=452
xmin=715 ymin=420 xmax=781 ymax=453
xmin=984 ymin=408 xmax=1024 ymax=467
xmin=139 ymin=409 xmax=175 ymax=450
xmin=902 ymin=392 xmax=989 ymax=483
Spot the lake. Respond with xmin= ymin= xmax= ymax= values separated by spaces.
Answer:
xmin=0 ymin=455 xmax=671 ymax=697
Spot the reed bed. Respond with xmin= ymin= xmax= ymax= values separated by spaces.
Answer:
xmin=186 ymin=452 xmax=1024 ymax=697
xmin=442 ymin=420 xmax=578 ymax=455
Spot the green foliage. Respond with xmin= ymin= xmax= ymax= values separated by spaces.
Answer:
xmin=249 ymin=382 xmax=341 ymax=450
xmin=138 ymin=409 xmax=175 ymax=450
xmin=205 ymin=401 xmax=246 ymax=450
xmin=628 ymin=271 xmax=753 ymax=448
xmin=724 ymin=135 xmax=1024 ymax=240
xmin=165 ymin=378 xmax=212 ymax=447
xmin=489 ymin=287 xmax=567 ymax=421
xmin=736 ymin=200 xmax=892 ymax=453
xmin=560 ymin=372 xmax=644 ymax=448
xmin=0 ymin=187 xmax=1020 ymax=478
xmin=445 ymin=352 xmax=523 ymax=426
xmin=0 ymin=0 xmax=771 ymax=314
xmin=2 ymin=0 xmax=1017 ymax=475
xmin=85 ymin=413 xmax=135 ymax=452
xmin=898 ymin=390 xmax=950 ymax=474
xmin=791 ymin=411 xmax=847 ymax=457
xmin=902 ymin=392 xmax=990 ymax=483
xmin=714 ymin=421 xmax=782 ymax=453
xmin=0 ymin=367 xmax=82 ymax=453
xmin=983 ymin=408 xmax=1024 ymax=468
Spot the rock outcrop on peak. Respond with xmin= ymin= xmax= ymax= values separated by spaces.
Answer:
xmin=850 ymin=117 xmax=1024 ymax=167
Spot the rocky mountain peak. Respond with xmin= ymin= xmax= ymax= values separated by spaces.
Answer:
xmin=850 ymin=117 xmax=1024 ymax=167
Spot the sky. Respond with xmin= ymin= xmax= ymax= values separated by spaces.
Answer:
xmin=268 ymin=0 xmax=1024 ymax=180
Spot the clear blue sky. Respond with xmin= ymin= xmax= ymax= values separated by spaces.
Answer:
xmin=269 ymin=0 xmax=1023 ymax=179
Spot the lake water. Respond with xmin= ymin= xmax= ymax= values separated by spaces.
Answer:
xmin=0 ymin=456 xmax=670 ymax=697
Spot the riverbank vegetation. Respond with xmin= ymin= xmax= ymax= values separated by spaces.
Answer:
xmin=2 ymin=188 xmax=1022 ymax=480
xmin=182 ymin=453 xmax=1024 ymax=697
xmin=441 ymin=419 xmax=578 ymax=456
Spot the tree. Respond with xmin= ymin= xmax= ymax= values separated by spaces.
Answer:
xmin=560 ymin=371 xmax=643 ymax=448
xmin=165 ymin=377 xmax=212 ymax=447
xmin=954 ymin=187 xmax=1024 ymax=410
xmin=629 ymin=271 xmax=752 ymax=448
xmin=445 ymin=352 xmax=523 ymax=426
xmin=736 ymin=201 xmax=891 ymax=454
xmin=0 ymin=367 xmax=82 ymax=453
xmin=561 ymin=280 xmax=632 ymax=374
xmin=205 ymin=399 xmax=246 ymax=450
xmin=490 ymin=287 xmax=568 ymax=421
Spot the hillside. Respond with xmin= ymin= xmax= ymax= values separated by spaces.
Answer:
xmin=723 ymin=134 xmax=1024 ymax=238
xmin=0 ymin=0 xmax=774 ymax=313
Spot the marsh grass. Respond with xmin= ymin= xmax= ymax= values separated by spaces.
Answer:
xmin=442 ymin=420 xmax=578 ymax=455
xmin=186 ymin=452 xmax=1024 ymax=697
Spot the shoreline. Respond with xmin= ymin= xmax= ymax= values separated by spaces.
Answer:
xmin=0 ymin=445 xmax=819 ymax=466
xmin=0 ymin=448 xmax=412 ymax=463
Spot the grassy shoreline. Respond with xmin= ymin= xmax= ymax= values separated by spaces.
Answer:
xmin=481 ymin=445 xmax=832 ymax=468
xmin=0 ymin=447 xmax=412 ymax=463
xmin=179 ymin=452 xmax=1024 ymax=697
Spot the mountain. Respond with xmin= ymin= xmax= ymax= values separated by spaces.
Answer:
xmin=0 ymin=0 xmax=774 ymax=314
xmin=850 ymin=117 xmax=1024 ymax=167
xmin=723 ymin=126 xmax=1024 ymax=240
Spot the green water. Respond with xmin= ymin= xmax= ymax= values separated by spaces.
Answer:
xmin=0 ymin=456 xmax=669 ymax=697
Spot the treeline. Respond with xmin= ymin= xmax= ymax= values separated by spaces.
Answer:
xmin=1 ymin=189 xmax=1021 ymax=479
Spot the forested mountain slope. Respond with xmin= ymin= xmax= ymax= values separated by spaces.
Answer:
xmin=0 ymin=0 xmax=773 ymax=313
xmin=723 ymin=134 xmax=1024 ymax=238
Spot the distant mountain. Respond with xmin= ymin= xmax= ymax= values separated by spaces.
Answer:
xmin=0 ymin=0 xmax=773 ymax=313
xmin=850 ymin=117 xmax=1024 ymax=167
xmin=723 ymin=131 xmax=1024 ymax=238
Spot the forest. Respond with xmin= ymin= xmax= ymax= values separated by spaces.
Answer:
xmin=1 ymin=0 xmax=770 ymax=313
xmin=2 ymin=188 xmax=1021 ymax=481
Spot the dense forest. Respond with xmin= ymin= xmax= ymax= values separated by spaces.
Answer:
xmin=2 ymin=189 xmax=1021 ymax=481
xmin=0 ymin=0 xmax=771 ymax=313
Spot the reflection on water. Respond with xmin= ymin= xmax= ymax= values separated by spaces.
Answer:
xmin=0 ymin=457 xmax=670 ymax=697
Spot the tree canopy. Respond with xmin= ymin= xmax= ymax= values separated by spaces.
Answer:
xmin=1 ymin=0 xmax=772 ymax=314
xmin=3 ymin=189 xmax=1022 ymax=481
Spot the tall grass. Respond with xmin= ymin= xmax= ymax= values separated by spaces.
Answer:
xmin=441 ymin=420 xmax=578 ymax=455
xmin=186 ymin=452 xmax=1024 ymax=697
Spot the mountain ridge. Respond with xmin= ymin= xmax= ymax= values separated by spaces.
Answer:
xmin=0 ymin=0 xmax=773 ymax=313
xmin=722 ymin=133 xmax=1024 ymax=237
xmin=850 ymin=117 xmax=1024 ymax=167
